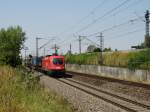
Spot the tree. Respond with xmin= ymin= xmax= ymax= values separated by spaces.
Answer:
xmin=103 ymin=47 xmax=112 ymax=52
xmin=0 ymin=26 xmax=26 ymax=66
xmin=93 ymin=47 xmax=112 ymax=52
xmin=93 ymin=48 xmax=101 ymax=52
xmin=87 ymin=45 xmax=96 ymax=52
xmin=115 ymin=49 xmax=118 ymax=51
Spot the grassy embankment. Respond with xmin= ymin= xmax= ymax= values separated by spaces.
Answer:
xmin=0 ymin=66 xmax=73 ymax=112
xmin=65 ymin=49 xmax=150 ymax=70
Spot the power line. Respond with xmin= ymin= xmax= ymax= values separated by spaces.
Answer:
xmin=86 ymin=17 xmax=142 ymax=37
xmin=57 ymin=0 xmax=131 ymax=48
xmin=58 ymin=28 xmax=143 ymax=54
xmin=73 ymin=0 xmax=107 ymax=27
xmin=57 ymin=1 xmax=148 ymax=53
xmin=80 ymin=28 xmax=143 ymax=49
xmin=58 ymin=35 xmax=77 ymax=47
xmin=38 ymin=38 xmax=54 ymax=49
xmin=57 ymin=0 xmax=108 ymax=37
xmin=105 ymin=23 xmax=143 ymax=38
xmin=82 ymin=36 xmax=99 ymax=47
xmin=55 ymin=0 xmax=108 ymax=46
xmin=111 ymin=0 xmax=142 ymax=16
xmin=106 ymin=28 xmax=144 ymax=41
xmin=58 ymin=16 xmax=143 ymax=53
xmin=57 ymin=0 xmax=145 ymax=50
xmin=75 ymin=0 xmax=131 ymax=34
xmin=56 ymin=0 xmax=130 ymax=46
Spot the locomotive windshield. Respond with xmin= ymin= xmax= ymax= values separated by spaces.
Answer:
xmin=53 ymin=58 xmax=63 ymax=65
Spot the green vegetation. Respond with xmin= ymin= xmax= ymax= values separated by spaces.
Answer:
xmin=0 ymin=66 xmax=73 ymax=112
xmin=0 ymin=26 xmax=25 ymax=67
xmin=103 ymin=52 xmax=130 ymax=67
xmin=145 ymin=35 xmax=150 ymax=48
xmin=65 ymin=49 xmax=150 ymax=70
xmin=128 ymin=49 xmax=150 ymax=70
xmin=65 ymin=53 xmax=100 ymax=65
xmin=87 ymin=45 xmax=96 ymax=52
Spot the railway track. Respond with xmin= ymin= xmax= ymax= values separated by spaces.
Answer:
xmin=57 ymin=77 xmax=150 ymax=112
xmin=32 ymin=69 xmax=150 ymax=112
xmin=66 ymin=71 xmax=150 ymax=89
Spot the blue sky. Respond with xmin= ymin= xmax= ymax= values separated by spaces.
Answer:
xmin=0 ymin=0 xmax=150 ymax=56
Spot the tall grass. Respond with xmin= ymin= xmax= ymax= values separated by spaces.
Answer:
xmin=103 ymin=52 xmax=130 ymax=67
xmin=0 ymin=66 xmax=73 ymax=112
xmin=65 ymin=49 xmax=150 ymax=70
xmin=65 ymin=53 xmax=99 ymax=65
xmin=128 ymin=49 xmax=150 ymax=70
xmin=65 ymin=52 xmax=130 ymax=67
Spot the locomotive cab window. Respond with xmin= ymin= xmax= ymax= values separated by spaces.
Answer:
xmin=53 ymin=58 xmax=63 ymax=65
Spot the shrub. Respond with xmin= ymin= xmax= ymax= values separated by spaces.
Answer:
xmin=65 ymin=49 xmax=150 ymax=70
xmin=128 ymin=49 xmax=150 ymax=70
xmin=0 ymin=26 xmax=25 ymax=67
xmin=0 ymin=66 xmax=73 ymax=112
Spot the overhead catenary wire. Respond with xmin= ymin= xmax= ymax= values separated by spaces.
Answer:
xmin=38 ymin=38 xmax=54 ymax=49
xmin=82 ymin=28 xmax=144 ymax=49
xmin=55 ymin=0 xmax=108 ymax=46
xmin=86 ymin=16 xmax=143 ymax=37
xmin=56 ymin=0 xmax=130 ymax=46
xmin=57 ymin=0 xmax=145 ymax=48
xmin=106 ymin=28 xmax=144 ymax=41
xmin=58 ymin=17 xmax=143 ymax=51
xmin=58 ymin=37 xmax=77 ymax=47
xmin=67 ymin=0 xmax=142 ymax=38
xmin=90 ymin=0 xmax=144 ymax=34
xmin=56 ymin=0 xmax=146 ymax=54
xmin=111 ymin=0 xmax=142 ymax=16
xmin=75 ymin=0 xmax=131 ymax=34
xmin=58 ymin=15 xmax=144 ymax=50
xmin=58 ymin=27 xmax=144 ymax=54
xmin=57 ymin=0 xmax=108 ymax=37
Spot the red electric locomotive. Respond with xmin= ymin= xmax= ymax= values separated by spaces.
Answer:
xmin=41 ymin=55 xmax=65 ymax=75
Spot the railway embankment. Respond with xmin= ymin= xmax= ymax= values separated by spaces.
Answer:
xmin=38 ymin=72 xmax=150 ymax=112
xmin=66 ymin=64 xmax=150 ymax=83
xmin=39 ymin=74 xmax=128 ymax=112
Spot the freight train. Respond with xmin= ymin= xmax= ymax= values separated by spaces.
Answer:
xmin=27 ymin=54 xmax=65 ymax=76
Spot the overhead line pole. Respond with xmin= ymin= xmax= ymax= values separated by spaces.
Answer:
xmin=36 ymin=37 xmax=38 ymax=58
xmin=97 ymin=33 xmax=104 ymax=65
xmin=145 ymin=10 xmax=150 ymax=37
xmin=54 ymin=44 xmax=57 ymax=54
xmin=78 ymin=35 xmax=86 ymax=54
xmin=36 ymin=37 xmax=42 ymax=65
xmin=79 ymin=36 xmax=82 ymax=54
xmin=44 ymin=48 xmax=46 ymax=56
xmin=70 ymin=43 xmax=72 ymax=54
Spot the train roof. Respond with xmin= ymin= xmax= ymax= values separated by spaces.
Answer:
xmin=43 ymin=55 xmax=64 ymax=59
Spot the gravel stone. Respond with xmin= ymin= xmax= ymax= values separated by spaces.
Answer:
xmin=72 ymin=74 xmax=150 ymax=103
xmin=39 ymin=75 xmax=128 ymax=112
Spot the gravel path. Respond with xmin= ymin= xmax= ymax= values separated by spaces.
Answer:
xmin=39 ymin=75 xmax=128 ymax=112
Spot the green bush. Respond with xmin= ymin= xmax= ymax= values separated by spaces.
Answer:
xmin=65 ymin=53 xmax=99 ymax=65
xmin=0 ymin=26 xmax=25 ymax=67
xmin=0 ymin=66 xmax=73 ymax=112
xmin=128 ymin=49 xmax=150 ymax=70
xmin=65 ymin=49 xmax=150 ymax=70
